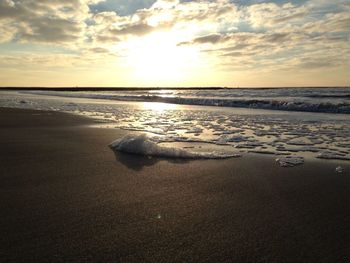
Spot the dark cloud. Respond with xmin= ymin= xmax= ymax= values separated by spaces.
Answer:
xmin=94 ymin=20 xmax=173 ymax=43
xmin=178 ymin=34 xmax=225 ymax=45
xmin=262 ymin=33 xmax=290 ymax=43
xmin=0 ymin=0 xmax=92 ymax=43
xmin=222 ymin=50 xmax=258 ymax=57
xmin=177 ymin=33 xmax=235 ymax=46
xmin=179 ymin=32 xmax=293 ymax=47
xmin=19 ymin=17 xmax=82 ymax=43
xmin=192 ymin=34 xmax=224 ymax=44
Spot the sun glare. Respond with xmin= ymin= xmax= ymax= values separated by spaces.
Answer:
xmin=124 ymin=31 xmax=201 ymax=84
xmin=142 ymin=102 xmax=178 ymax=112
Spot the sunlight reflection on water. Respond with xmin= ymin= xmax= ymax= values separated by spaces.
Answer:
xmin=1 ymin=90 xmax=350 ymax=163
xmin=142 ymin=102 xmax=178 ymax=112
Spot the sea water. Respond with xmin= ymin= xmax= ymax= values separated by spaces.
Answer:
xmin=1 ymin=88 xmax=349 ymax=166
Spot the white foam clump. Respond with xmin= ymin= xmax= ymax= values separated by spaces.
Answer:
xmin=109 ymin=134 xmax=240 ymax=159
xmin=335 ymin=166 xmax=344 ymax=173
xmin=276 ymin=156 xmax=304 ymax=167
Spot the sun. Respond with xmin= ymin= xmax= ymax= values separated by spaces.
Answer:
xmin=124 ymin=31 xmax=201 ymax=85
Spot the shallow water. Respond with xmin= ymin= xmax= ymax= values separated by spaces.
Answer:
xmin=1 ymin=90 xmax=349 ymax=164
xmin=19 ymin=87 xmax=350 ymax=114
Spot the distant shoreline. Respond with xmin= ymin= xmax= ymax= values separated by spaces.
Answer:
xmin=0 ymin=86 xmax=349 ymax=91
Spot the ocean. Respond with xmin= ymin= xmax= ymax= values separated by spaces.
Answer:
xmin=1 ymin=88 xmax=349 ymax=165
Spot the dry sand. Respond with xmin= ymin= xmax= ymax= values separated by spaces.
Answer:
xmin=0 ymin=107 xmax=350 ymax=262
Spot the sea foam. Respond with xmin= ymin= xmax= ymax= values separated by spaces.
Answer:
xmin=276 ymin=156 xmax=304 ymax=167
xmin=109 ymin=134 xmax=240 ymax=159
xmin=1 ymin=90 xmax=350 ymax=162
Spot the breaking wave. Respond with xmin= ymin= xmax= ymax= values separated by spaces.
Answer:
xmin=21 ymin=89 xmax=350 ymax=114
xmin=137 ymin=96 xmax=350 ymax=114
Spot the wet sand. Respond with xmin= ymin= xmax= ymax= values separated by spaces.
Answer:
xmin=0 ymin=107 xmax=350 ymax=262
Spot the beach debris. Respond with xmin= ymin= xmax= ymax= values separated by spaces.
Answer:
xmin=276 ymin=156 xmax=304 ymax=167
xmin=335 ymin=166 xmax=344 ymax=173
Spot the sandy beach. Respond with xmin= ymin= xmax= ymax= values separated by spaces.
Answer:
xmin=2 ymin=0 xmax=349 ymax=260
xmin=1 ymin=107 xmax=350 ymax=262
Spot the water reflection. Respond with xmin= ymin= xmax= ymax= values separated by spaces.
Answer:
xmin=142 ymin=102 xmax=178 ymax=112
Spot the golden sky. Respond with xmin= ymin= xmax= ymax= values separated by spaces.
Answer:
xmin=0 ymin=0 xmax=349 ymax=87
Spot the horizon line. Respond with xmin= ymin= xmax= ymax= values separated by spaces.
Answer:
xmin=1 ymin=86 xmax=349 ymax=91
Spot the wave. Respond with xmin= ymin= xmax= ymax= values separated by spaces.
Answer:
xmin=137 ymin=96 xmax=350 ymax=114
xmin=304 ymin=94 xmax=350 ymax=99
xmin=21 ymin=90 xmax=350 ymax=114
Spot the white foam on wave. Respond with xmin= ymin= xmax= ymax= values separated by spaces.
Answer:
xmin=109 ymin=134 xmax=241 ymax=159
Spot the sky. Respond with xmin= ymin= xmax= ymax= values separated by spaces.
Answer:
xmin=0 ymin=0 xmax=349 ymax=87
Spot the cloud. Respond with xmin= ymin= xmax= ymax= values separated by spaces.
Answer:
xmin=245 ymin=2 xmax=308 ymax=28
xmin=178 ymin=33 xmax=227 ymax=45
xmin=172 ymin=0 xmax=349 ymax=71
xmin=0 ymin=0 xmax=103 ymax=44
xmin=0 ymin=0 xmax=349 ymax=82
xmin=0 ymin=0 xmax=239 ymax=45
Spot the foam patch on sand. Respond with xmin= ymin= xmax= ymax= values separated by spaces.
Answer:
xmin=276 ymin=156 xmax=304 ymax=167
xmin=317 ymin=151 xmax=350 ymax=161
xmin=335 ymin=166 xmax=344 ymax=173
xmin=109 ymin=134 xmax=240 ymax=159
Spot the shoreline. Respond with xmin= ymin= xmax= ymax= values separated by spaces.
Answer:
xmin=2 ymin=88 xmax=349 ymax=115
xmin=1 ymin=106 xmax=349 ymax=170
xmin=1 ymin=107 xmax=350 ymax=262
